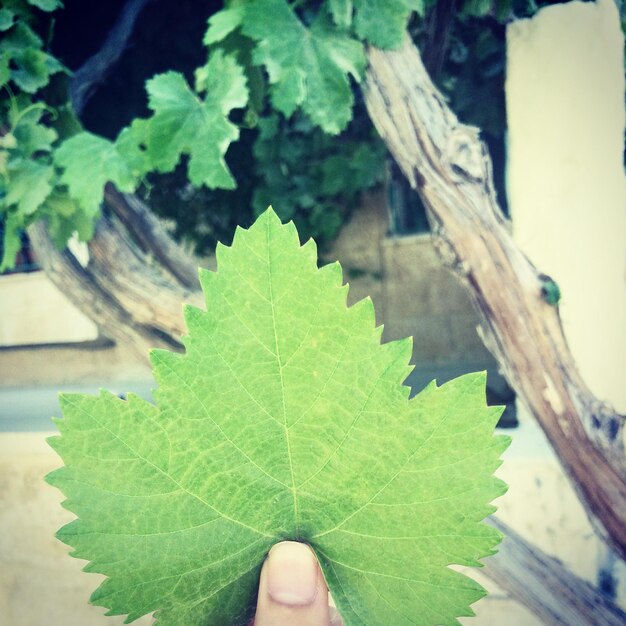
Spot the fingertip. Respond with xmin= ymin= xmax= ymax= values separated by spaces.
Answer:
xmin=266 ymin=541 xmax=319 ymax=606
xmin=254 ymin=541 xmax=332 ymax=626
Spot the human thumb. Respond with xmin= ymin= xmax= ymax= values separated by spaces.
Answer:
xmin=253 ymin=541 xmax=340 ymax=626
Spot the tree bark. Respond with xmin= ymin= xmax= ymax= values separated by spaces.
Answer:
xmin=104 ymin=185 xmax=200 ymax=289
xmin=85 ymin=213 xmax=202 ymax=342
xmin=28 ymin=210 xmax=204 ymax=361
xmin=362 ymin=38 xmax=626 ymax=560
xmin=27 ymin=221 xmax=157 ymax=360
xmin=484 ymin=517 xmax=626 ymax=626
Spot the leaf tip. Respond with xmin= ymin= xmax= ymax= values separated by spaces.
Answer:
xmin=348 ymin=294 xmax=377 ymax=329
xmin=259 ymin=204 xmax=281 ymax=225
xmin=44 ymin=465 xmax=60 ymax=487
xmin=198 ymin=265 xmax=215 ymax=284
xmin=495 ymin=433 xmax=512 ymax=454
xmin=45 ymin=433 xmax=61 ymax=452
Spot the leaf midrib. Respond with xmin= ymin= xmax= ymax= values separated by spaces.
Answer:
xmin=266 ymin=216 xmax=300 ymax=536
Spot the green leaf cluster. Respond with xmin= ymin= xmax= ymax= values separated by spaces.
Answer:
xmin=0 ymin=0 xmax=63 ymax=94
xmin=50 ymin=49 xmax=248 ymax=217
xmin=0 ymin=0 xmax=253 ymax=270
xmin=0 ymin=99 xmax=94 ymax=270
xmin=1 ymin=0 xmax=404 ymax=269
xmin=1 ymin=0 xmax=560 ymax=269
xmin=47 ymin=208 xmax=509 ymax=625
xmin=138 ymin=104 xmax=385 ymax=257
xmin=204 ymin=0 xmax=423 ymax=135
xmin=252 ymin=112 xmax=385 ymax=243
xmin=0 ymin=1 xmax=77 ymax=270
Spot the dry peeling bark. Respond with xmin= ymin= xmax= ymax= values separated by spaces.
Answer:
xmin=103 ymin=185 xmax=200 ymax=289
xmin=362 ymin=38 xmax=626 ymax=560
xmin=486 ymin=517 xmax=626 ymax=626
xmin=27 ymin=205 xmax=202 ymax=361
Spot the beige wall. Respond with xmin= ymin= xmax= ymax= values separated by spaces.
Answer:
xmin=507 ymin=0 xmax=626 ymax=412
xmin=0 ymin=433 xmax=151 ymax=626
xmin=0 ymin=272 xmax=98 ymax=348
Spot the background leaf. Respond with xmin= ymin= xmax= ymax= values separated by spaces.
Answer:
xmin=143 ymin=51 xmax=248 ymax=189
xmin=353 ymin=0 xmax=424 ymax=49
xmin=0 ymin=9 xmax=15 ymax=31
xmin=47 ymin=208 xmax=508 ymax=625
xmin=328 ymin=0 xmax=353 ymax=29
xmin=0 ymin=211 xmax=23 ymax=271
xmin=27 ymin=0 xmax=63 ymax=11
xmin=5 ymin=158 xmax=53 ymax=216
xmin=242 ymin=0 xmax=365 ymax=134
xmin=55 ymin=131 xmax=137 ymax=216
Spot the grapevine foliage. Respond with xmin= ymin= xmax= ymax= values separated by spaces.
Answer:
xmin=1 ymin=0 xmax=405 ymax=269
xmin=1 ymin=0 xmax=568 ymax=268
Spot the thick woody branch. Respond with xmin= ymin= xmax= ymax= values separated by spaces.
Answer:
xmin=86 ymin=214 xmax=202 ymax=342
xmin=484 ymin=517 xmax=626 ymax=626
xmin=363 ymin=38 xmax=626 ymax=559
xmin=27 ymin=221 xmax=157 ymax=360
xmin=104 ymin=185 xmax=200 ymax=289
xmin=70 ymin=0 xmax=153 ymax=116
xmin=28 ymin=213 xmax=205 ymax=360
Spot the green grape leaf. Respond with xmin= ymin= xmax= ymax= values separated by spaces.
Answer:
xmin=114 ymin=118 xmax=152 ymax=177
xmin=11 ymin=48 xmax=52 ymax=92
xmin=0 ymin=22 xmax=63 ymax=92
xmin=55 ymin=131 xmax=138 ymax=216
xmin=47 ymin=208 xmax=508 ymax=626
xmin=353 ymin=0 xmax=424 ymax=49
xmin=143 ymin=51 xmax=248 ymax=189
xmin=12 ymin=107 xmax=58 ymax=156
xmin=241 ymin=0 xmax=365 ymax=134
xmin=0 ymin=9 xmax=15 ymax=31
xmin=0 ymin=21 xmax=42 ymax=51
xmin=327 ymin=0 xmax=353 ymax=29
xmin=0 ymin=211 xmax=23 ymax=271
xmin=203 ymin=5 xmax=245 ymax=46
xmin=27 ymin=0 xmax=63 ymax=11
xmin=319 ymin=141 xmax=386 ymax=196
xmin=0 ymin=132 xmax=16 ymax=151
xmin=5 ymin=157 xmax=53 ymax=216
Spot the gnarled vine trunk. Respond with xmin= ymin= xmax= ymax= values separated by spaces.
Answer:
xmin=364 ymin=39 xmax=626 ymax=558
xmin=361 ymin=38 xmax=626 ymax=563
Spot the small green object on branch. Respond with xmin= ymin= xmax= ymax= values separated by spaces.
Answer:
xmin=540 ymin=275 xmax=561 ymax=306
xmin=46 ymin=207 xmax=509 ymax=625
